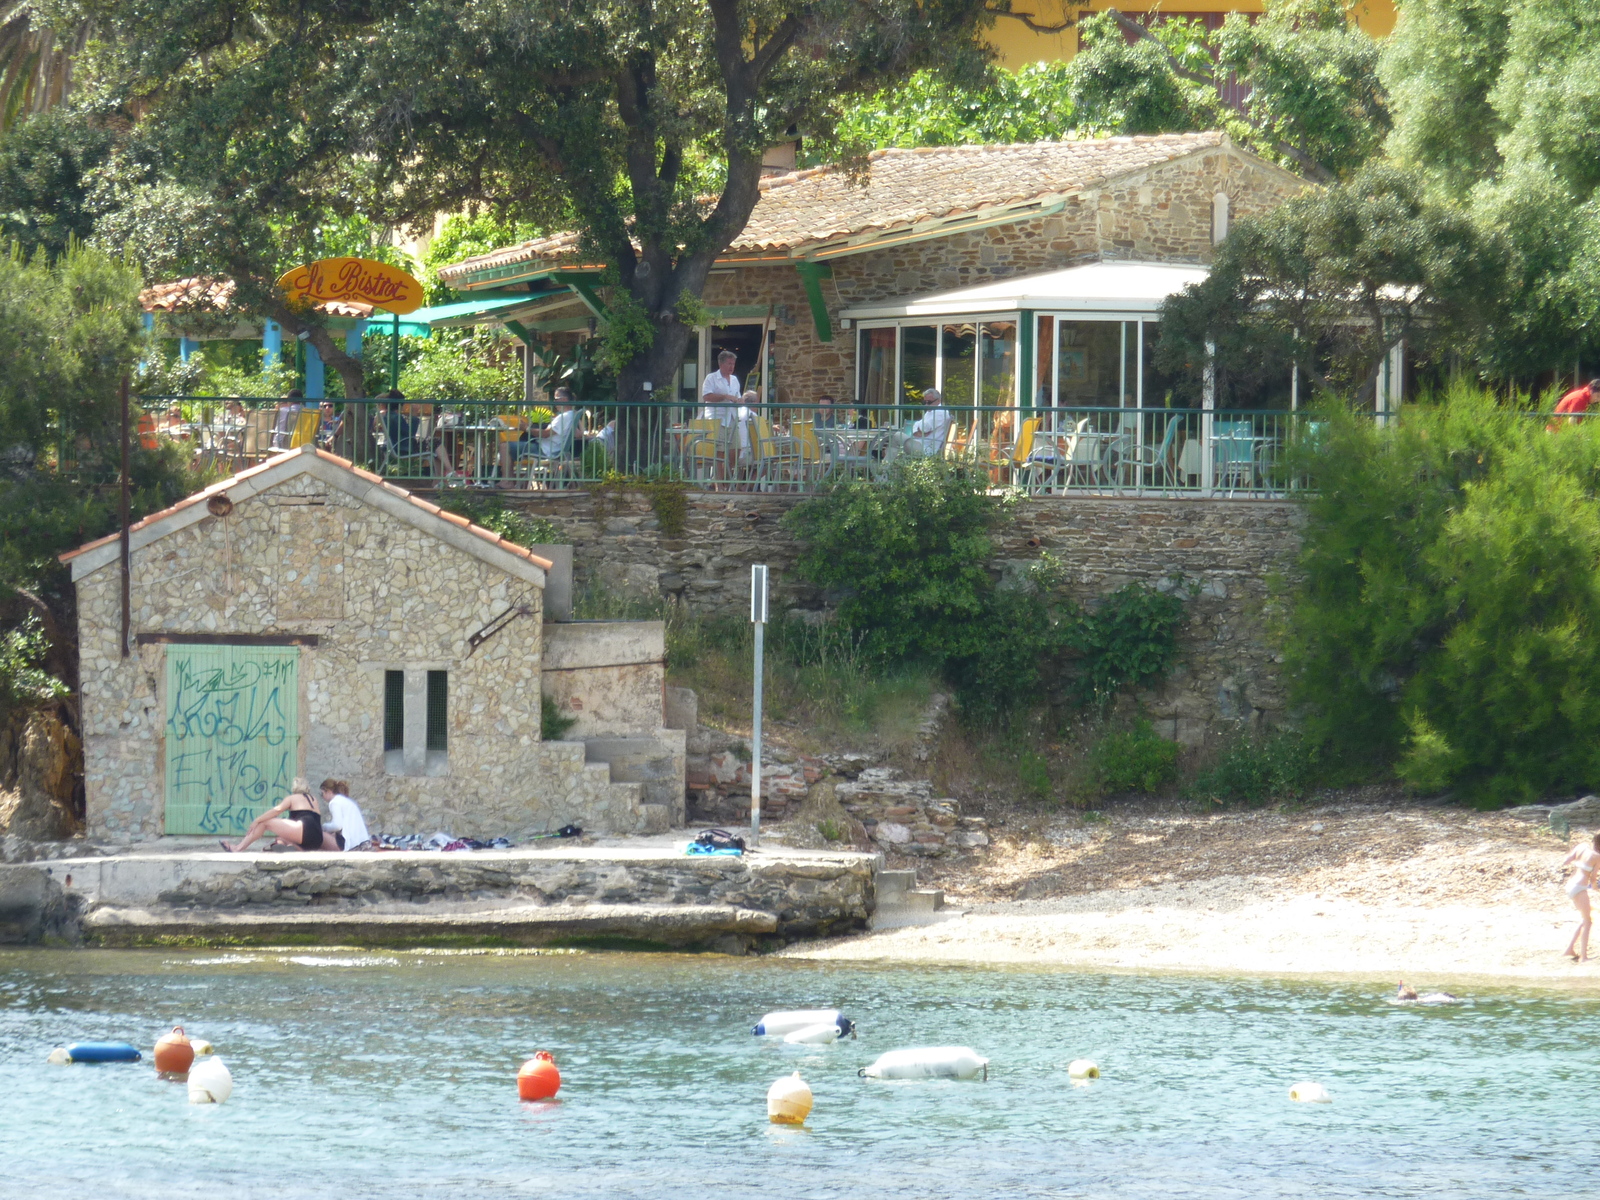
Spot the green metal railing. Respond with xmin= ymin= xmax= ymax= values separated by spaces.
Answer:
xmin=132 ymin=396 xmax=1348 ymax=497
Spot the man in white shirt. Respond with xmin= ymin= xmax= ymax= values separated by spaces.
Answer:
xmin=499 ymin=387 xmax=582 ymax=482
xmin=701 ymin=349 xmax=741 ymax=417
xmin=701 ymin=350 xmax=745 ymax=480
xmin=318 ymin=779 xmax=372 ymax=851
xmin=889 ymin=388 xmax=953 ymax=460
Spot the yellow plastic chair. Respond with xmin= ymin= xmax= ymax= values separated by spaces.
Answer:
xmin=683 ymin=417 xmax=721 ymax=483
xmin=288 ymin=409 xmax=320 ymax=449
xmin=789 ymin=418 xmax=823 ymax=482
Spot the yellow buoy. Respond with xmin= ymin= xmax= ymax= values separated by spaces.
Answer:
xmin=1067 ymin=1059 xmax=1100 ymax=1080
xmin=766 ymin=1072 xmax=813 ymax=1125
xmin=1288 ymin=1081 xmax=1331 ymax=1104
xmin=190 ymin=1038 xmax=215 ymax=1056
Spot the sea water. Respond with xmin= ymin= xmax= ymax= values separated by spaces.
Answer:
xmin=0 ymin=948 xmax=1588 ymax=1198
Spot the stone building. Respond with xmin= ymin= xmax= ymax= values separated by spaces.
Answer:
xmin=435 ymin=132 xmax=1310 ymax=412
xmin=61 ymin=446 xmax=683 ymax=842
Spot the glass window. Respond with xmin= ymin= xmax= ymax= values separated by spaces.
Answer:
xmin=383 ymin=670 xmax=404 ymax=752
xmin=677 ymin=329 xmax=702 ymax=407
xmin=1056 ymin=321 xmax=1126 ymax=410
xmin=979 ymin=321 xmax=1017 ymax=410
xmin=858 ymin=328 xmax=897 ymax=409
xmin=939 ymin=323 xmax=977 ymax=409
xmin=1142 ymin=321 xmax=1200 ymax=409
xmin=426 ymin=670 xmax=448 ymax=753
xmin=900 ymin=326 xmax=937 ymax=418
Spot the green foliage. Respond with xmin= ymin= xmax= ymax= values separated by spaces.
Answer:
xmin=397 ymin=332 xmax=522 ymax=403
xmin=1188 ymin=730 xmax=1318 ymax=806
xmin=787 ymin=469 xmax=1186 ymax=719
xmin=0 ymin=110 xmax=116 ymax=258
xmin=420 ymin=213 xmax=542 ymax=304
xmin=540 ymin=694 xmax=578 ymax=742
xmin=1069 ymin=12 xmax=1219 ymax=137
xmin=1067 ymin=1 xmax=1386 ymax=180
xmin=783 ymin=458 xmax=1000 ymax=663
xmin=816 ymin=818 xmax=845 ymax=842
xmin=1089 ymin=719 xmax=1180 ymax=795
xmin=1284 ymin=387 xmax=1600 ymax=804
xmin=533 ymin=340 xmax=614 ymax=409
xmin=433 ymin=491 xmax=565 ymax=548
xmin=1068 ymin=582 xmax=1188 ymax=710
xmin=198 ymin=351 xmax=298 ymax=400
xmin=0 ymin=615 xmax=66 ymax=714
xmin=1158 ymin=162 xmax=1490 ymax=407
xmin=804 ymin=63 xmax=1076 ymax=163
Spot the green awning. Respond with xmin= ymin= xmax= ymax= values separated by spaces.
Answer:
xmin=406 ymin=288 xmax=570 ymax=328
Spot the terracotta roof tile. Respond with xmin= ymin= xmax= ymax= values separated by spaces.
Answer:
xmin=440 ymin=133 xmax=1229 ymax=282
xmin=140 ymin=276 xmax=376 ymax=319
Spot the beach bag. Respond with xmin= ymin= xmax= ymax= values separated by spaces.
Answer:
xmin=693 ymin=828 xmax=747 ymax=852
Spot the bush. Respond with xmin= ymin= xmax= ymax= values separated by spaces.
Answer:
xmin=1286 ymin=386 xmax=1600 ymax=804
xmin=434 ymin=491 xmax=566 ymax=548
xmin=1090 ymin=719 xmax=1180 ymax=794
xmin=1068 ymin=581 xmax=1188 ymax=709
xmin=541 ymin=694 xmax=578 ymax=741
xmin=783 ymin=458 xmax=1000 ymax=663
xmin=1188 ymin=729 xmax=1317 ymax=806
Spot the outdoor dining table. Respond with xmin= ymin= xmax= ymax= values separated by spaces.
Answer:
xmin=819 ymin=427 xmax=891 ymax=479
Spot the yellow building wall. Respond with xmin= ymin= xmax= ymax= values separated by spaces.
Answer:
xmin=985 ymin=0 xmax=1397 ymax=69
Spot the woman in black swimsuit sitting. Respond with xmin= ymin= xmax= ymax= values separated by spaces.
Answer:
xmin=221 ymin=778 xmax=326 ymax=853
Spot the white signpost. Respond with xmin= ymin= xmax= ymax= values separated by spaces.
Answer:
xmin=750 ymin=564 xmax=768 ymax=848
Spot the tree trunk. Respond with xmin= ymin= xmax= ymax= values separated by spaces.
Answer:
xmin=270 ymin=305 xmax=367 ymax=399
xmin=615 ymin=315 xmax=694 ymax=474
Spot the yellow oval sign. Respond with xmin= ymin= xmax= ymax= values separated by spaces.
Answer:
xmin=277 ymin=257 xmax=424 ymax=315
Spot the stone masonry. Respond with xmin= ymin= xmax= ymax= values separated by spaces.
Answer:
xmin=67 ymin=450 xmax=661 ymax=841
xmin=513 ymin=490 xmax=1302 ymax=743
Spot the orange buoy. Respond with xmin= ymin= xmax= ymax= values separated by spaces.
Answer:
xmin=153 ymin=1026 xmax=195 ymax=1074
xmin=517 ymin=1051 xmax=561 ymax=1101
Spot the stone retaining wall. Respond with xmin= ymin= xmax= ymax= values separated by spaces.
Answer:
xmin=511 ymin=491 xmax=1302 ymax=740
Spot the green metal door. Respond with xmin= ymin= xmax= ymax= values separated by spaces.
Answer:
xmin=163 ymin=644 xmax=299 ymax=835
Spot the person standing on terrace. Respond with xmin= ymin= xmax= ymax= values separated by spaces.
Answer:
xmin=701 ymin=350 xmax=742 ymax=480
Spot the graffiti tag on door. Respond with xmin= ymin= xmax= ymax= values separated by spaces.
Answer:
xmin=164 ymin=648 xmax=298 ymax=835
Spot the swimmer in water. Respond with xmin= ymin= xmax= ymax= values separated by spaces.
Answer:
xmin=1561 ymin=833 xmax=1600 ymax=961
xmin=1395 ymin=981 xmax=1458 ymax=1004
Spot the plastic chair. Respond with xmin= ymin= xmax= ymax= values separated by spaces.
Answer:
xmin=1213 ymin=417 xmax=1258 ymax=492
xmin=288 ymin=409 xmax=320 ymax=449
xmin=681 ymin=417 xmax=721 ymax=484
xmin=750 ymin=415 xmax=806 ymax=491
xmin=1113 ymin=414 xmax=1183 ymax=491
xmin=515 ymin=413 xmax=582 ymax=489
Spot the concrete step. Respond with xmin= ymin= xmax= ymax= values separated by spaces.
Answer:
xmin=900 ymin=888 xmax=945 ymax=912
xmin=876 ymin=869 xmax=917 ymax=900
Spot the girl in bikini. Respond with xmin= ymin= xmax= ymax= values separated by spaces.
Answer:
xmin=221 ymin=778 xmax=326 ymax=853
xmin=1561 ymin=833 xmax=1600 ymax=961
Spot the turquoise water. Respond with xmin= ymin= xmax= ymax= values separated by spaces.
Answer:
xmin=0 ymin=948 xmax=1589 ymax=1198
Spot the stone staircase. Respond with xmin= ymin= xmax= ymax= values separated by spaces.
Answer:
xmin=872 ymin=867 xmax=948 ymax=927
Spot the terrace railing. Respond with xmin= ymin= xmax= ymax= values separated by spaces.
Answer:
xmin=134 ymin=397 xmax=1337 ymax=498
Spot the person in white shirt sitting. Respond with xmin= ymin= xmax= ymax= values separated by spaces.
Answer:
xmin=318 ymin=779 xmax=372 ymax=851
xmin=888 ymin=388 xmax=953 ymax=460
xmin=499 ymin=387 xmax=581 ymax=484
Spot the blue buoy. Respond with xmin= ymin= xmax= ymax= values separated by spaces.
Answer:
xmin=60 ymin=1042 xmax=142 ymax=1063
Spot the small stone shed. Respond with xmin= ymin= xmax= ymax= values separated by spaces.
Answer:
xmin=61 ymin=447 xmax=683 ymax=842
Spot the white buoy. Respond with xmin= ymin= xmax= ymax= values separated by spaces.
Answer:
xmin=1288 ymin=1081 xmax=1331 ymax=1104
xmin=187 ymin=1056 xmax=233 ymax=1104
xmin=1067 ymin=1059 xmax=1100 ymax=1079
xmin=783 ymin=1023 xmax=840 ymax=1045
xmin=860 ymin=1047 xmax=988 ymax=1081
xmin=767 ymin=1072 xmax=813 ymax=1124
xmin=46 ymin=1047 xmax=70 ymax=1065
xmin=753 ymin=1010 xmax=854 ymax=1038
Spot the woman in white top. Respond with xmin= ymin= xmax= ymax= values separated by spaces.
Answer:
xmin=318 ymin=778 xmax=372 ymax=851
xmin=1561 ymin=832 xmax=1600 ymax=960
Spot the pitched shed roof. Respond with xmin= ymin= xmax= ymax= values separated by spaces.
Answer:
xmin=141 ymin=277 xmax=376 ymax=320
xmin=60 ymin=446 xmax=553 ymax=587
xmin=440 ymin=132 xmax=1255 ymax=285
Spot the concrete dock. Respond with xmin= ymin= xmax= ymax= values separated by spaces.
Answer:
xmin=0 ymin=835 xmax=881 ymax=954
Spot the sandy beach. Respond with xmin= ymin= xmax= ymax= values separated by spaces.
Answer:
xmin=779 ymin=797 xmax=1600 ymax=987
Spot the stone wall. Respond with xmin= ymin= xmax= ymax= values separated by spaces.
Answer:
xmin=701 ymin=144 xmax=1307 ymax=407
xmin=513 ymin=490 xmax=1303 ymax=740
xmin=74 ymin=465 xmax=656 ymax=841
